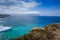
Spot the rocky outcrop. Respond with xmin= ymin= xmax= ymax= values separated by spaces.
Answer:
xmin=11 ymin=23 xmax=60 ymax=40
xmin=0 ymin=14 xmax=10 ymax=18
xmin=45 ymin=23 xmax=60 ymax=40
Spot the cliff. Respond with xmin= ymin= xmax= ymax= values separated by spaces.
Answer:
xmin=11 ymin=23 xmax=60 ymax=40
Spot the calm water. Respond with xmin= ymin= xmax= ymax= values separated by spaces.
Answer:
xmin=0 ymin=14 xmax=60 ymax=40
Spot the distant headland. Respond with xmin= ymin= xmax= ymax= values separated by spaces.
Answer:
xmin=0 ymin=14 xmax=10 ymax=18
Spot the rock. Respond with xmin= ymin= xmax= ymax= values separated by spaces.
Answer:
xmin=48 ymin=24 xmax=60 ymax=40
xmin=32 ymin=27 xmax=45 ymax=31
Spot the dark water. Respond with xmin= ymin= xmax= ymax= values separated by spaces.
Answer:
xmin=0 ymin=14 xmax=60 ymax=40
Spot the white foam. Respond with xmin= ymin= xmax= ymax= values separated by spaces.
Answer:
xmin=0 ymin=25 xmax=11 ymax=32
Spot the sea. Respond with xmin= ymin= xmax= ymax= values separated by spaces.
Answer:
xmin=0 ymin=14 xmax=60 ymax=40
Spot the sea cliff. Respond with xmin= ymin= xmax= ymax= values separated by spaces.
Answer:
xmin=11 ymin=23 xmax=60 ymax=40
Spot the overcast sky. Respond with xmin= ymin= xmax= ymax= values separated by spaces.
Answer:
xmin=0 ymin=0 xmax=60 ymax=16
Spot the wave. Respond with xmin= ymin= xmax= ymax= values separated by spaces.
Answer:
xmin=0 ymin=25 xmax=11 ymax=32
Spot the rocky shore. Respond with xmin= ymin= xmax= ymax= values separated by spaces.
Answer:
xmin=11 ymin=23 xmax=60 ymax=40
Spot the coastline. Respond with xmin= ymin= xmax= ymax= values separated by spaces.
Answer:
xmin=11 ymin=23 xmax=60 ymax=40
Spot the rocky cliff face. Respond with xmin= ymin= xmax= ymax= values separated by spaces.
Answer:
xmin=11 ymin=23 xmax=60 ymax=40
xmin=45 ymin=24 xmax=60 ymax=40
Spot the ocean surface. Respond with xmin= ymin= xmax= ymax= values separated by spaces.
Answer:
xmin=0 ymin=14 xmax=60 ymax=40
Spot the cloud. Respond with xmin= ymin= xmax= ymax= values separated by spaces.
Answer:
xmin=0 ymin=0 xmax=60 ymax=16
xmin=38 ymin=9 xmax=60 ymax=16
xmin=0 ymin=0 xmax=40 ymax=14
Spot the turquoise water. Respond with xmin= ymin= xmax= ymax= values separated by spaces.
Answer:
xmin=0 ymin=24 xmax=47 ymax=40
xmin=0 ymin=15 xmax=60 ymax=40
xmin=1 ymin=26 xmax=32 ymax=40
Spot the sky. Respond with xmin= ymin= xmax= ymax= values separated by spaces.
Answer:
xmin=0 ymin=0 xmax=60 ymax=16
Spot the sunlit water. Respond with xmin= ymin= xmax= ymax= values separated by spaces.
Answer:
xmin=0 ymin=14 xmax=60 ymax=40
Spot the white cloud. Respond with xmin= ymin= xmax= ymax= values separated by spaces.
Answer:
xmin=0 ymin=0 xmax=40 ymax=14
xmin=38 ymin=10 xmax=60 ymax=16
xmin=21 ymin=1 xmax=38 ymax=9
xmin=0 ymin=0 xmax=60 ymax=16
